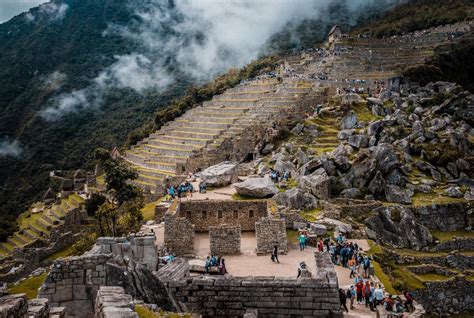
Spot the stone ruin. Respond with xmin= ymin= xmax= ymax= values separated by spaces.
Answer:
xmin=3 ymin=238 xmax=342 ymax=318
xmin=163 ymin=200 xmax=288 ymax=256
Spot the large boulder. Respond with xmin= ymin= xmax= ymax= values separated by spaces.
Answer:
xmin=298 ymin=168 xmax=330 ymax=200
xmin=348 ymin=135 xmax=369 ymax=148
xmin=318 ymin=218 xmax=352 ymax=234
xmin=366 ymin=206 xmax=433 ymax=250
xmin=274 ymin=188 xmax=317 ymax=210
xmin=234 ymin=177 xmax=279 ymax=198
xmin=385 ymin=185 xmax=412 ymax=204
xmin=201 ymin=162 xmax=238 ymax=187
xmin=340 ymin=111 xmax=358 ymax=129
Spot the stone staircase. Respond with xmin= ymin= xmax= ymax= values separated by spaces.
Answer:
xmin=124 ymin=78 xmax=318 ymax=193
xmin=0 ymin=194 xmax=84 ymax=256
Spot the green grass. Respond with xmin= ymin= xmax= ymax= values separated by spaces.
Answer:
xmin=392 ymin=268 xmax=425 ymax=291
xmin=372 ymin=260 xmax=397 ymax=295
xmin=300 ymin=208 xmax=323 ymax=222
xmin=286 ymin=229 xmax=300 ymax=244
xmin=46 ymin=244 xmax=79 ymax=261
xmin=351 ymin=102 xmax=383 ymax=123
xmin=8 ymin=273 xmax=47 ymax=299
xmin=231 ymin=193 xmax=263 ymax=201
xmin=415 ymin=272 xmax=450 ymax=282
xmin=367 ymin=240 xmax=384 ymax=257
xmin=135 ymin=305 xmax=193 ymax=318
xmin=141 ymin=198 xmax=164 ymax=221
xmin=431 ymin=230 xmax=474 ymax=242
xmin=411 ymin=191 xmax=466 ymax=207
xmin=394 ymin=249 xmax=448 ymax=257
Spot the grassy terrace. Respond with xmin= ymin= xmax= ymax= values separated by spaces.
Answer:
xmin=431 ymin=230 xmax=474 ymax=242
xmin=8 ymin=273 xmax=47 ymax=299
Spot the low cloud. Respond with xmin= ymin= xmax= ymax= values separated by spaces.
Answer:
xmin=41 ymin=0 xmax=399 ymax=119
xmin=0 ymin=139 xmax=23 ymax=158
xmin=25 ymin=2 xmax=69 ymax=23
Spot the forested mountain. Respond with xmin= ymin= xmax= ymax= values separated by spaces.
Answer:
xmin=0 ymin=0 xmax=472 ymax=240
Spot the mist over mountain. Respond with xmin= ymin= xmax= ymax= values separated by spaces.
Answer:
xmin=0 ymin=0 xmax=466 ymax=239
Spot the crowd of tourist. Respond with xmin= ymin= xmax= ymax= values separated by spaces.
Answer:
xmin=204 ymin=255 xmax=227 ymax=274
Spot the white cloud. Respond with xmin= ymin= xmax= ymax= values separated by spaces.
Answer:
xmin=41 ymin=0 xmax=398 ymax=119
xmin=24 ymin=2 xmax=69 ymax=23
xmin=0 ymin=139 xmax=23 ymax=158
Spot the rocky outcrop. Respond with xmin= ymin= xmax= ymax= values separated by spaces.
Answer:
xmin=274 ymin=188 xmax=317 ymax=210
xmin=234 ymin=177 xmax=279 ymax=198
xmin=200 ymin=162 xmax=238 ymax=187
xmin=298 ymin=168 xmax=330 ymax=200
xmin=0 ymin=294 xmax=28 ymax=317
xmin=366 ymin=206 xmax=433 ymax=250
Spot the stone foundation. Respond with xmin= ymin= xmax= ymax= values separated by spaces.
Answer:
xmin=255 ymin=216 xmax=288 ymax=254
xmin=209 ymin=225 xmax=241 ymax=255
xmin=164 ymin=216 xmax=195 ymax=256
xmin=176 ymin=200 xmax=268 ymax=232
xmin=167 ymin=253 xmax=341 ymax=318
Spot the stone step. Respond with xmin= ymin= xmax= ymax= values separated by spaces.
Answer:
xmin=203 ymin=100 xmax=256 ymax=108
xmin=187 ymin=110 xmax=244 ymax=118
xmin=147 ymin=138 xmax=204 ymax=150
xmin=136 ymin=174 xmax=163 ymax=186
xmin=134 ymin=160 xmax=176 ymax=172
xmin=28 ymin=224 xmax=46 ymax=237
xmin=22 ymin=228 xmax=39 ymax=240
xmin=167 ymin=130 xmax=220 ymax=139
xmin=226 ymin=85 xmax=276 ymax=93
xmin=50 ymin=206 xmax=65 ymax=219
xmin=160 ymin=135 xmax=211 ymax=145
xmin=180 ymin=115 xmax=238 ymax=124
xmin=0 ymin=242 xmax=13 ymax=254
xmin=176 ymin=120 xmax=232 ymax=130
xmin=40 ymin=213 xmax=55 ymax=226
xmin=7 ymin=236 xmax=23 ymax=248
xmin=142 ymin=144 xmax=195 ymax=157
xmin=35 ymin=218 xmax=52 ymax=231
xmin=13 ymin=232 xmax=30 ymax=245
xmin=220 ymin=92 xmax=272 ymax=99
xmin=135 ymin=166 xmax=176 ymax=178
xmin=131 ymin=179 xmax=160 ymax=192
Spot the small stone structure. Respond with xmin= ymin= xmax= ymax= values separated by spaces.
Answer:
xmin=255 ymin=216 xmax=288 ymax=254
xmin=94 ymin=234 xmax=158 ymax=271
xmin=38 ymin=254 xmax=112 ymax=317
xmin=94 ymin=286 xmax=137 ymax=318
xmin=176 ymin=200 xmax=268 ymax=232
xmin=163 ymin=216 xmax=195 ymax=256
xmin=209 ymin=225 xmax=241 ymax=255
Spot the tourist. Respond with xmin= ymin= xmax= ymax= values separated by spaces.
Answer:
xmin=374 ymin=284 xmax=384 ymax=307
xmin=199 ymin=180 xmax=207 ymax=193
xmin=271 ymin=243 xmax=280 ymax=263
xmin=384 ymin=294 xmax=394 ymax=311
xmin=210 ymin=255 xmax=218 ymax=266
xmin=317 ymin=238 xmax=324 ymax=252
xmin=403 ymin=290 xmax=414 ymax=312
xmin=204 ymin=256 xmax=211 ymax=274
xmin=298 ymin=233 xmax=306 ymax=251
xmin=349 ymin=285 xmax=356 ymax=310
xmin=323 ymin=237 xmax=330 ymax=252
xmin=297 ymin=261 xmax=308 ymax=278
xmin=339 ymin=288 xmax=349 ymax=313
xmin=218 ymin=256 xmax=226 ymax=274
xmin=329 ymin=242 xmax=337 ymax=264
xmin=363 ymin=280 xmax=373 ymax=310
xmin=348 ymin=256 xmax=356 ymax=278
xmin=167 ymin=186 xmax=176 ymax=199
xmin=355 ymin=278 xmax=364 ymax=304
xmin=369 ymin=282 xmax=376 ymax=311
xmin=363 ymin=256 xmax=371 ymax=278
xmin=282 ymin=170 xmax=290 ymax=182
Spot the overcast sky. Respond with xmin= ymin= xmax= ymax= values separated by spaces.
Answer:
xmin=0 ymin=0 xmax=45 ymax=23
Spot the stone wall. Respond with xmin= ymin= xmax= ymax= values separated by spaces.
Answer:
xmin=0 ymin=294 xmax=28 ymax=317
xmin=176 ymin=200 xmax=268 ymax=232
xmin=94 ymin=286 xmax=138 ymax=318
xmin=431 ymin=237 xmax=474 ymax=252
xmin=167 ymin=254 xmax=341 ymax=318
xmin=255 ymin=217 xmax=288 ymax=254
xmin=414 ymin=276 xmax=474 ymax=315
xmin=38 ymin=254 xmax=112 ymax=318
xmin=94 ymin=234 xmax=158 ymax=271
xmin=409 ymin=202 xmax=473 ymax=231
xmin=155 ymin=258 xmax=190 ymax=283
xmin=0 ymin=231 xmax=79 ymax=284
xmin=164 ymin=216 xmax=195 ymax=256
xmin=209 ymin=225 xmax=241 ymax=255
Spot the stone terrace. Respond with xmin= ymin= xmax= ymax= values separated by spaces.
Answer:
xmin=124 ymin=77 xmax=320 ymax=193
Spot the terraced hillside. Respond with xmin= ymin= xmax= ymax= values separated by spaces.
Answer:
xmin=124 ymin=78 xmax=319 ymax=193
xmin=125 ymin=22 xmax=471 ymax=195
xmin=0 ymin=194 xmax=84 ymax=256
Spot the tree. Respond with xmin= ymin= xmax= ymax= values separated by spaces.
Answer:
xmin=92 ymin=148 xmax=144 ymax=236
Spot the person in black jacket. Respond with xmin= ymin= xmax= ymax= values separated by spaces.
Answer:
xmin=339 ymin=288 xmax=349 ymax=313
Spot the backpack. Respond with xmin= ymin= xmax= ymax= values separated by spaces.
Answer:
xmin=364 ymin=259 xmax=371 ymax=268
xmin=346 ymin=289 xmax=352 ymax=299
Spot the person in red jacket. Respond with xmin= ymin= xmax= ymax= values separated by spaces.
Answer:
xmin=355 ymin=279 xmax=364 ymax=304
